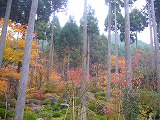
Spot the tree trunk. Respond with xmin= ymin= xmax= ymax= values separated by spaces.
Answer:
xmin=46 ymin=11 xmax=55 ymax=88
xmin=67 ymin=47 xmax=70 ymax=81
xmin=14 ymin=61 xmax=21 ymax=97
xmin=150 ymin=0 xmax=160 ymax=92
xmin=38 ymin=39 xmax=43 ymax=89
xmin=14 ymin=0 xmax=38 ymax=119
xmin=87 ymin=32 xmax=91 ymax=79
xmin=115 ymin=1 xmax=118 ymax=74
xmin=4 ymin=92 xmax=8 ymax=120
xmin=38 ymin=70 xmax=42 ymax=90
xmin=50 ymin=11 xmax=55 ymax=68
xmin=125 ymin=0 xmax=132 ymax=89
xmin=29 ymin=66 xmax=34 ymax=88
xmin=147 ymin=0 xmax=155 ymax=72
xmin=80 ymin=0 xmax=87 ymax=119
xmin=0 ymin=0 xmax=12 ymax=69
xmin=136 ymin=31 xmax=138 ymax=48
xmin=46 ymin=60 xmax=50 ymax=88
xmin=41 ymin=39 xmax=44 ymax=58
xmin=106 ymin=0 xmax=111 ymax=100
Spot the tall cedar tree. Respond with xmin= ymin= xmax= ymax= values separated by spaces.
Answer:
xmin=130 ymin=9 xmax=147 ymax=48
xmin=80 ymin=6 xmax=99 ymax=79
xmin=0 ymin=0 xmax=12 ymax=69
xmin=114 ymin=1 xmax=119 ymax=74
xmin=48 ymin=0 xmax=68 ymax=87
xmin=80 ymin=0 xmax=87 ymax=119
xmin=105 ymin=0 xmax=112 ymax=100
xmin=150 ymin=0 xmax=160 ymax=92
xmin=49 ymin=0 xmax=68 ymax=68
xmin=125 ymin=0 xmax=132 ymax=88
xmin=147 ymin=0 xmax=155 ymax=70
xmin=14 ymin=0 xmax=38 ymax=119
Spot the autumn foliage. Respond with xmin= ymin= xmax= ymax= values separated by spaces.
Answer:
xmin=0 ymin=16 xmax=159 ymax=120
xmin=0 ymin=19 xmax=39 ymax=96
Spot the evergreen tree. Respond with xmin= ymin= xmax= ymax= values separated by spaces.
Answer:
xmin=130 ymin=9 xmax=148 ymax=47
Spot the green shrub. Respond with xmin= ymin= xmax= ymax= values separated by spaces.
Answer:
xmin=42 ymin=98 xmax=51 ymax=105
xmin=0 ymin=108 xmax=14 ymax=119
xmin=5 ymin=117 xmax=13 ymax=120
xmin=0 ymin=100 xmax=15 ymax=109
xmin=0 ymin=108 xmax=5 ymax=119
xmin=0 ymin=102 xmax=5 ymax=108
xmin=23 ymin=112 xmax=37 ymax=120
xmin=156 ymin=109 xmax=160 ymax=119
xmin=8 ymin=99 xmax=16 ymax=108
xmin=61 ymin=108 xmax=67 ymax=114
xmin=97 ymin=96 xmax=105 ymax=100
xmin=61 ymin=107 xmax=71 ymax=115
xmin=51 ymin=102 xmax=60 ymax=111
xmin=88 ymin=103 xmax=97 ymax=112
xmin=43 ymin=93 xmax=60 ymax=100
xmin=58 ymin=97 xmax=64 ymax=104
xmin=35 ymin=110 xmax=53 ymax=119
xmin=75 ymin=97 xmax=81 ymax=106
xmin=6 ymin=110 xmax=14 ymax=117
xmin=43 ymin=102 xmax=60 ymax=111
xmin=94 ymin=91 xmax=106 ymax=99
xmin=63 ymin=114 xmax=71 ymax=120
xmin=122 ymin=88 xmax=141 ymax=120
xmin=137 ymin=89 xmax=160 ymax=119
xmin=66 ymin=114 xmax=71 ymax=120
xmin=94 ymin=115 xmax=106 ymax=120
xmin=26 ymin=93 xmax=37 ymax=99
xmin=0 ymin=93 xmax=3 ymax=100
xmin=42 ymin=99 xmax=60 ymax=111
xmin=52 ymin=111 xmax=62 ymax=117
xmin=87 ymin=109 xmax=96 ymax=119
xmin=100 ymin=92 xmax=105 ymax=97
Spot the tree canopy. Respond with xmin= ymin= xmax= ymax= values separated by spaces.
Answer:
xmin=0 ymin=0 xmax=68 ymax=24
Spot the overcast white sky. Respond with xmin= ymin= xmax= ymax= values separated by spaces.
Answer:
xmin=57 ymin=0 xmax=150 ymax=44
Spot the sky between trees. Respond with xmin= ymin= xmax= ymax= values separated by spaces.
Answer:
xmin=57 ymin=0 xmax=150 ymax=44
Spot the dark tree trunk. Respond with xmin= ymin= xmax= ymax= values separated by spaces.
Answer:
xmin=29 ymin=66 xmax=34 ymax=88
xmin=38 ymin=70 xmax=42 ymax=90
xmin=14 ymin=61 xmax=22 ymax=97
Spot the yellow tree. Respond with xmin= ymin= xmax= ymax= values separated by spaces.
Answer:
xmin=0 ymin=19 xmax=39 ymax=97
